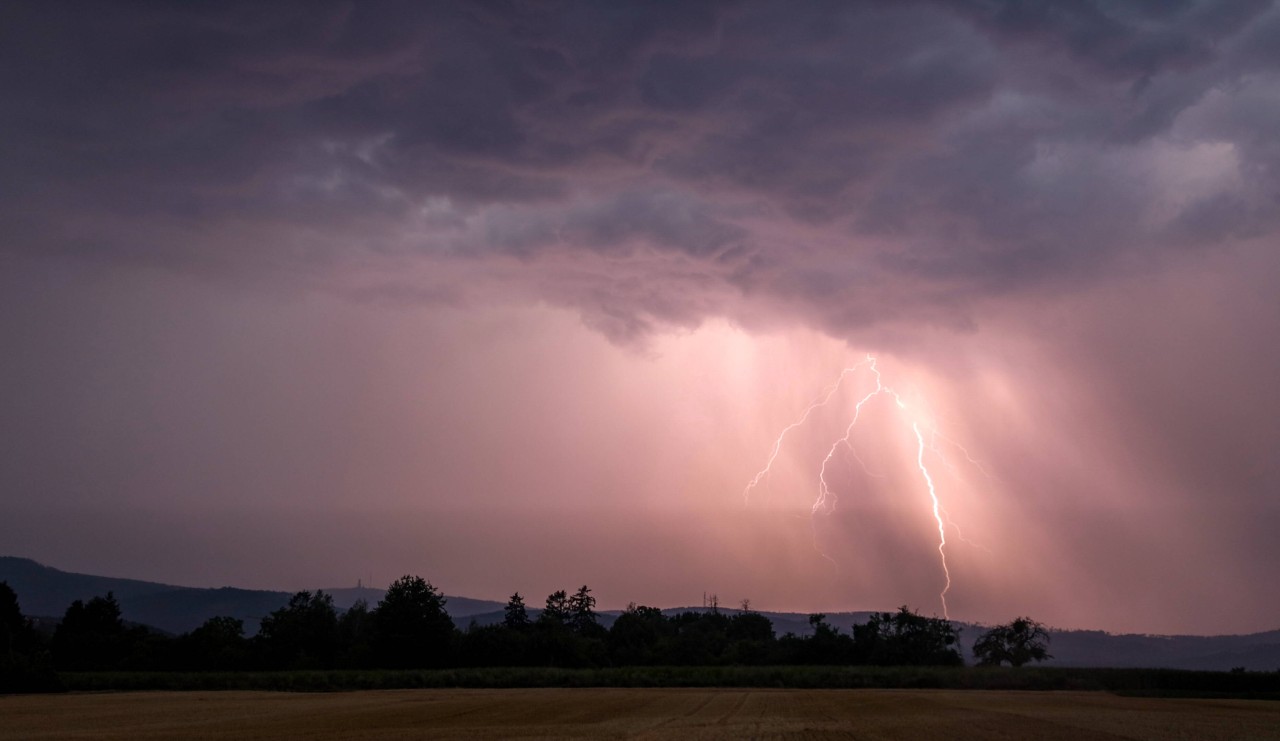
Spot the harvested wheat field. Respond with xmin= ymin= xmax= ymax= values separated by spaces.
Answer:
xmin=2 ymin=689 xmax=1277 ymax=740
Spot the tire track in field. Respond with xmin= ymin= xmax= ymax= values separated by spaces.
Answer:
xmin=626 ymin=689 xmax=745 ymax=739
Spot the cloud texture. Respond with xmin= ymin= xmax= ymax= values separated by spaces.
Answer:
xmin=2 ymin=1 xmax=1278 ymax=633
xmin=6 ymin=1 xmax=1277 ymax=336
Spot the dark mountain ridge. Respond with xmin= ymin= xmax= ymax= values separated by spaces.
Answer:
xmin=4 ymin=556 xmax=1277 ymax=670
xmin=0 ymin=556 xmax=502 ymax=635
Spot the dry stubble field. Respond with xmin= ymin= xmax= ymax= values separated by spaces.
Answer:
xmin=2 ymin=688 xmax=1278 ymax=740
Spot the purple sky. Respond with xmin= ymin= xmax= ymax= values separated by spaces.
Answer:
xmin=2 ymin=1 xmax=1279 ymax=635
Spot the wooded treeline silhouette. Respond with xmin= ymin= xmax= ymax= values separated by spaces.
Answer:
xmin=2 ymin=577 xmax=1048 ymax=691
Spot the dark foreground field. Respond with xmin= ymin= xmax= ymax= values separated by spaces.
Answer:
xmin=3 ymin=689 xmax=1278 ymax=740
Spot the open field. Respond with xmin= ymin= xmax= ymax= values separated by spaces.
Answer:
xmin=2 ymin=689 xmax=1278 ymax=740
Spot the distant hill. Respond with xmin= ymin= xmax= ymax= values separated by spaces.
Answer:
xmin=440 ymin=604 xmax=1280 ymax=671
xmin=0 ymin=557 xmax=503 ymax=635
xmin=1041 ymin=627 xmax=1280 ymax=671
xmin=3 ymin=556 xmax=1277 ymax=670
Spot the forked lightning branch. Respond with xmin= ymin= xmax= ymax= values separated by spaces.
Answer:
xmin=743 ymin=356 xmax=990 ymax=618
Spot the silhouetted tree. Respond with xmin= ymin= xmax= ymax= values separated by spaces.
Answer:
xmin=804 ymin=613 xmax=853 ymax=664
xmin=567 ymin=585 xmax=600 ymax=635
xmin=725 ymin=609 xmax=775 ymax=664
xmin=972 ymin=617 xmax=1051 ymax=667
xmin=540 ymin=590 xmax=570 ymax=625
xmin=180 ymin=616 xmax=247 ymax=671
xmin=728 ymin=610 xmax=774 ymax=642
xmin=52 ymin=592 xmax=129 ymax=670
xmin=1 ymin=581 xmax=25 ymax=665
xmin=503 ymin=593 xmax=530 ymax=630
xmin=461 ymin=621 xmax=531 ymax=666
xmin=851 ymin=606 xmax=963 ymax=666
xmin=0 ymin=582 xmax=58 ymax=692
xmin=666 ymin=610 xmax=732 ymax=665
xmin=608 ymin=604 xmax=670 ymax=665
xmin=534 ymin=588 xmax=606 ymax=666
xmin=373 ymin=575 xmax=455 ymax=668
xmin=337 ymin=599 xmax=375 ymax=668
xmin=257 ymin=591 xmax=339 ymax=669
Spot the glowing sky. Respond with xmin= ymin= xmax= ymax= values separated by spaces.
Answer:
xmin=3 ymin=1 xmax=1279 ymax=635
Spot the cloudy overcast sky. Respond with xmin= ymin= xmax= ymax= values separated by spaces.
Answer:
xmin=3 ymin=1 xmax=1278 ymax=634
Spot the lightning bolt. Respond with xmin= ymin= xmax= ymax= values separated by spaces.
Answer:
xmin=814 ymin=356 xmax=894 ymax=516
xmin=927 ymin=426 xmax=998 ymax=482
xmin=742 ymin=359 xmax=873 ymax=505
xmin=912 ymin=420 xmax=951 ymax=617
xmin=923 ymin=424 xmax=994 ymax=553
xmin=745 ymin=354 xmax=982 ymax=619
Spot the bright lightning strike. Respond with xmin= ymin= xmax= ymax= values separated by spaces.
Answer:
xmin=744 ymin=355 xmax=984 ymax=619
xmin=911 ymin=420 xmax=952 ymax=617
xmin=924 ymin=424 xmax=994 ymax=554
xmin=742 ymin=359 xmax=873 ymax=506
xmin=814 ymin=357 xmax=895 ymax=516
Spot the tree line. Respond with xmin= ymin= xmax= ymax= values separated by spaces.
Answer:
xmin=2 ymin=577 xmax=1048 ymax=691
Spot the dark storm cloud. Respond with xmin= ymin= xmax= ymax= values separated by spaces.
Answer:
xmin=2 ymin=0 xmax=1277 ymax=335
xmin=477 ymin=188 xmax=744 ymax=258
xmin=5 ymin=1 xmax=1280 ymax=637
xmin=950 ymin=0 xmax=1240 ymax=77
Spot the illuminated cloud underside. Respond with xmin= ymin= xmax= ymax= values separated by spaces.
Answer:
xmin=1 ymin=1 xmax=1279 ymax=634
